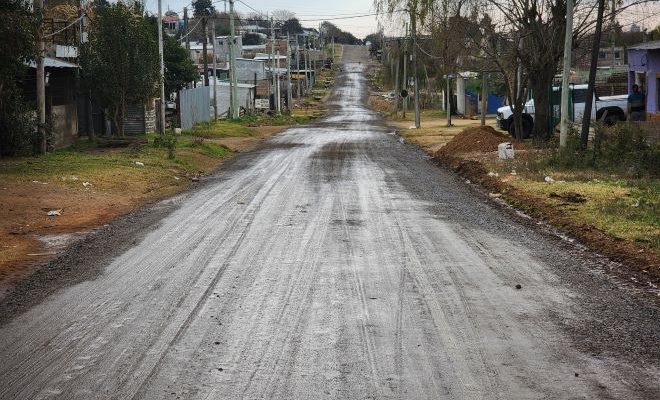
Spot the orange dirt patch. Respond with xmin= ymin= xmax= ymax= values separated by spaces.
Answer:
xmin=0 ymin=125 xmax=289 ymax=287
xmin=0 ymin=181 xmax=136 ymax=285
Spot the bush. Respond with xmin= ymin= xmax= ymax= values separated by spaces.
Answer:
xmin=0 ymin=89 xmax=53 ymax=157
xmin=548 ymin=123 xmax=660 ymax=178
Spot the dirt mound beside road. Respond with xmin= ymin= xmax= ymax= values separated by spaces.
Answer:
xmin=436 ymin=125 xmax=524 ymax=156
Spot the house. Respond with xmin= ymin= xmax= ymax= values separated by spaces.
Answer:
xmin=598 ymin=46 xmax=626 ymax=68
xmin=214 ymin=36 xmax=243 ymax=62
xmin=628 ymin=40 xmax=660 ymax=119
xmin=24 ymin=57 xmax=79 ymax=149
xmin=163 ymin=10 xmax=183 ymax=36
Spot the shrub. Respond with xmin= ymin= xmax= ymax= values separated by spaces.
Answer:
xmin=548 ymin=123 xmax=659 ymax=178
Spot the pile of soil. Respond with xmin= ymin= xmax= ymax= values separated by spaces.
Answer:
xmin=436 ymin=126 xmax=524 ymax=156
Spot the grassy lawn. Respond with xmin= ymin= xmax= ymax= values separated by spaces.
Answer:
xmin=0 ymin=115 xmax=311 ymax=278
xmin=509 ymin=177 xmax=659 ymax=251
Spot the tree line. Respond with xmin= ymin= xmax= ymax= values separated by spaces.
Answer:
xmin=373 ymin=0 xmax=657 ymax=142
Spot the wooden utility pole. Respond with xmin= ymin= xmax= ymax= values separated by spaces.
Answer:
xmin=211 ymin=18 xmax=217 ymax=120
xmin=393 ymin=49 xmax=400 ymax=117
xmin=480 ymin=73 xmax=487 ymax=126
xmin=286 ymin=34 xmax=292 ymax=111
xmin=228 ymin=0 xmax=239 ymax=119
xmin=446 ymin=74 xmax=452 ymax=126
xmin=296 ymin=37 xmax=301 ymax=98
xmin=183 ymin=8 xmax=192 ymax=89
xmin=304 ymin=37 xmax=310 ymax=94
xmin=580 ymin=0 xmax=606 ymax=148
xmin=35 ymin=0 xmax=46 ymax=153
xmin=402 ymin=23 xmax=408 ymax=119
xmin=157 ymin=0 xmax=166 ymax=134
xmin=610 ymin=0 xmax=616 ymax=69
xmin=559 ymin=0 xmax=574 ymax=147
xmin=202 ymin=17 xmax=209 ymax=87
xmin=411 ymin=13 xmax=420 ymax=128
xmin=276 ymin=50 xmax=281 ymax=114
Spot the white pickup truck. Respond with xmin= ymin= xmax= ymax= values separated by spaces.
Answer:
xmin=496 ymin=84 xmax=628 ymax=138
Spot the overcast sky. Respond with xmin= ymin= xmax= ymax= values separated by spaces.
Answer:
xmin=146 ymin=0 xmax=381 ymax=38
xmin=144 ymin=0 xmax=660 ymax=40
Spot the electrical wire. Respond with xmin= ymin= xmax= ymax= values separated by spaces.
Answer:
xmin=179 ymin=16 xmax=203 ymax=39
xmin=44 ymin=14 xmax=85 ymax=38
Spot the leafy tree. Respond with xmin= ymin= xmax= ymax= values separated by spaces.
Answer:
xmin=163 ymin=34 xmax=199 ymax=97
xmin=242 ymin=32 xmax=263 ymax=45
xmin=282 ymin=18 xmax=303 ymax=35
xmin=80 ymin=1 xmax=159 ymax=137
xmin=193 ymin=0 xmax=214 ymax=86
xmin=364 ymin=32 xmax=383 ymax=57
xmin=321 ymin=21 xmax=359 ymax=44
xmin=0 ymin=0 xmax=39 ymax=156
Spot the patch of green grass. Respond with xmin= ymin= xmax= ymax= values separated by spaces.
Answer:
xmin=511 ymin=178 xmax=659 ymax=251
xmin=421 ymin=109 xmax=447 ymax=118
xmin=186 ymin=120 xmax=253 ymax=138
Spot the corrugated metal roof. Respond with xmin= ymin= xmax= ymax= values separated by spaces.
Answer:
xmin=628 ymin=40 xmax=660 ymax=50
xmin=27 ymin=57 xmax=79 ymax=69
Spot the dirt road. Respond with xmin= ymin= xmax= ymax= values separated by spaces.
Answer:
xmin=1 ymin=46 xmax=659 ymax=399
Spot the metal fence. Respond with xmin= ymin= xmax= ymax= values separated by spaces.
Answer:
xmin=180 ymin=86 xmax=211 ymax=130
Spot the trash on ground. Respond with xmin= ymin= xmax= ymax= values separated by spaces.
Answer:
xmin=488 ymin=171 xmax=499 ymax=177
xmin=544 ymin=176 xmax=555 ymax=183
xmin=82 ymin=181 xmax=92 ymax=187
xmin=498 ymin=142 xmax=515 ymax=159
xmin=135 ymin=161 xmax=145 ymax=166
xmin=47 ymin=209 xmax=62 ymax=216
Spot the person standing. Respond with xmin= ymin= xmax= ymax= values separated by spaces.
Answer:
xmin=627 ymin=84 xmax=646 ymax=121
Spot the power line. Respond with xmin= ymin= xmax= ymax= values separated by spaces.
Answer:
xmin=44 ymin=14 xmax=86 ymax=38
xmin=179 ymin=17 xmax=203 ymax=40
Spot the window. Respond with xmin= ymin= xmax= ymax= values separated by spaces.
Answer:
xmin=614 ymin=51 xmax=621 ymax=59
xmin=599 ymin=51 xmax=606 ymax=59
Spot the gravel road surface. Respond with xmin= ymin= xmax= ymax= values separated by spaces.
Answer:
xmin=1 ymin=46 xmax=659 ymax=399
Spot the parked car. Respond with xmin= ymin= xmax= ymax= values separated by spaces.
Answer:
xmin=496 ymin=84 xmax=628 ymax=138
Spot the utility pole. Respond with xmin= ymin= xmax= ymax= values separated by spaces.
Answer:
xmin=411 ymin=13 xmax=420 ymax=128
xmin=286 ymin=34 xmax=292 ymax=111
xmin=610 ymin=0 xmax=615 ymax=69
xmin=446 ymin=74 xmax=452 ymax=126
xmin=78 ymin=0 xmax=94 ymax=141
xmin=296 ymin=37 xmax=301 ymax=98
xmin=480 ymin=73 xmax=487 ymax=126
xmin=402 ymin=24 xmax=408 ymax=119
xmin=183 ymin=7 xmax=189 ymax=51
xmin=332 ymin=38 xmax=335 ymax=62
xmin=559 ymin=0 xmax=574 ymax=147
xmin=211 ymin=18 xmax=217 ymax=120
xmin=35 ymin=0 xmax=46 ymax=153
xmin=184 ymin=7 xmax=190 ymax=88
xmin=203 ymin=18 xmax=209 ymax=87
xmin=393 ymin=49 xmax=400 ymax=117
xmin=304 ymin=37 xmax=309 ymax=94
xmin=270 ymin=17 xmax=276 ymax=109
xmin=276 ymin=50 xmax=281 ymax=113
xmin=228 ymin=0 xmax=239 ymax=119
xmin=157 ymin=0 xmax=166 ymax=134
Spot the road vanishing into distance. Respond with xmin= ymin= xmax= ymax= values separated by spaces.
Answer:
xmin=1 ymin=46 xmax=659 ymax=399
